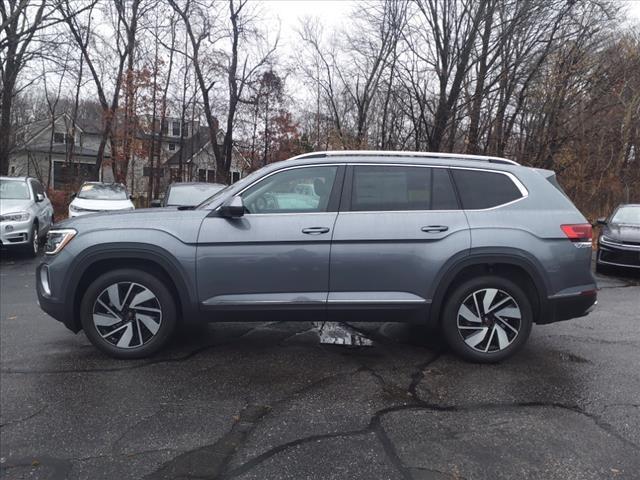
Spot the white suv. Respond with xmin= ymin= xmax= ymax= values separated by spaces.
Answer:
xmin=69 ymin=182 xmax=135 ymax=218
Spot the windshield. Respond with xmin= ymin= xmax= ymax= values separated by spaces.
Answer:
xmin=611 ymin=205 xmax=640 ymax=225
xmin=0 ymin=179 xmax=30 ymax=200
xmin=78 ymin=183 xmax=128 ymax=200
xmin=167 ymin=184 xmax=226 ymax=206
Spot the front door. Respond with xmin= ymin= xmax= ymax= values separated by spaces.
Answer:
xmin=196 ymin=164 xmax=344 ymax=321
xmin=328 ymin=164 xmax=470 ymax=322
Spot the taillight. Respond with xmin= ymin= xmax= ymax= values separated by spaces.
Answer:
xmin=561 ymin=224 xmax=592 ymax=243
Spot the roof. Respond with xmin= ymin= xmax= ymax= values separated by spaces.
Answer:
xmin=166 ymin=127 xmax=211 ymax=166
xmin=0 ymin=176 xmax=29 ymax=181
xmin=292 ymin=150 xmax=520 ymax=166
xmin=18 ymin=143 xmax=110 ymax=158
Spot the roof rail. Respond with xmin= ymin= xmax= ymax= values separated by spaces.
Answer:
xmin=291 ymin=150 xmax=520 ymax=166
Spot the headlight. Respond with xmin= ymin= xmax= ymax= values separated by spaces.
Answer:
xmin=69 ymin=204 xmax=85 ymax=213
xmin=45 ymin=229 xmax=77 ymax=255
xmin=0 ymin=211 xmax=30 ymax=222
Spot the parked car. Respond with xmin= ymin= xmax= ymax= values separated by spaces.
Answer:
xmin=37 ymin=151 xmax=597 ymax=362
xmin=595 ymin=204 xmax=640 ymax=273
xmin=0 ymin=176 xmax=54 ymax=257
xmin=151 ymin=182 xmax=227 ymax=208
xmin=68 ymin=182 xmax=135 ymax=218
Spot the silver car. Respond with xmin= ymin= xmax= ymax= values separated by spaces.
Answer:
xmin=1 ymin=176 xmax=54 ymax=257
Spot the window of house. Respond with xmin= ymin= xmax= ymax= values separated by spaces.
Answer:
xmin=10 ymin=166 xmax=15 ymax=175
xmin=53 ymin=132 xmax=65 ymax=143
xmin=206 ymin=169 xmax=216 ymax=183
xmin=232 ymin=171 xmax=240 ymax=183
xmin=450 ymin=169 xmax=524 ymax=209
xmin=161 ymin=120 xmax=168 ymax=135
xmin=242 ymin=166 xmax=338 ymax=214
xmin=172 ymin=121 xmax=180 ymax=136
xmin=169 ymin=143 xmax=176 ymax=151
xmin=198 ymin=169 xmax=207 ymax=182
xmin=350 ymin=166 xmax=458 ymax=211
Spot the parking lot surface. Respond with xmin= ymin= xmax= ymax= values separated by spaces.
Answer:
xmin=1 ymin=251 xmax=639 ymax=480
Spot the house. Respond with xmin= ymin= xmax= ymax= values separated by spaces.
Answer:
xmin=164 ymin=126 xmax=250 ymax=186
xmin=8 ymin=113 xmax=109 ymax=189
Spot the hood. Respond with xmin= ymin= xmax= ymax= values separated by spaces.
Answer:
xmin=603 ymin=223 xmax=640 ymax=244
xmin=0 ymin=198 xmax=33 ymax=215
xmin=56 ymin=207 xmax=210 ymax=244
xmin=70 ymin=197 xmax=134 ymax=211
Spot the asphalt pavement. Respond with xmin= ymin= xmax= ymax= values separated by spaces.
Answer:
xmin=1 ymin=250 xmax=639 ymax=480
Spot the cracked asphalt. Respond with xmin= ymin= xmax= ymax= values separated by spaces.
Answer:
xmin=1 ymin=251 xmax=639 ymax=480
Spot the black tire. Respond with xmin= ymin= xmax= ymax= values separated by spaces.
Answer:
xmin=80 ymin=268 xmax=177 ymax=359
xmin=25 ymin=222 xmax=39 ymax=257
xmin=441 ymin=275 xmax=533 ymax=363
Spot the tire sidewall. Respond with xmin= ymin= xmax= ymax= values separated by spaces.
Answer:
xmin=80 ymin=269 xmax=177 ymax=359
xmin=442 ymin=275 xmax=533 ymax=363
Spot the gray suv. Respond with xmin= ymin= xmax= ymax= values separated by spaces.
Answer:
xmin=36 ymin=152 xmax=597 ymax=362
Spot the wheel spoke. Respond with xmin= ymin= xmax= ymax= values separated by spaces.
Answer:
xmin=494 ymin=306 xmax=521 ymax=319
xmin=464 ymin=327 xmax=488 ymax=347
xmin=459 ymin=304 xmax=481 ymax=323
xmin=495 ymin=324 xmax=509 ymax=350
xmin=472 ymin=291 xmax=483 ymax=316
xmin=93 ymin=313 xmax=120 ymax=327
xmin=495 ymin=316 xmax=519 ymax=334
xmin=107 ymin=284 xmax=123 ymax=310
xmin=458 ymin=325 xmax=485 ymax=330
xmin=137 ymin=313 xmax=160 ymax=335
xmin=100 ymin=323 xmax=128 ymax=339
xmin=121 ymin=283 xmax=135 ymax=308
xmin=486 ymin=296 xmax=510 ymax=314
xmin=97 ymin=299 xmax=122 ymax=320
xmin=116 ymin=323 xmax=134 ymax=348
xmin=484 ymin=325 xmax=496 ymax=352
xmin=482 ymin=288 xmax=498 ymax=313
xmin=130 ymin=289 xmax=155 ymax=308
xmin=130 ymin=306 xmax=161 ymax=314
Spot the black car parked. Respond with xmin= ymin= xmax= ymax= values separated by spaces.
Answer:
xmin=596 ymin=204 xmax=640 ymax=273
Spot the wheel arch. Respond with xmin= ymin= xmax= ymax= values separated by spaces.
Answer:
xmin=428 ymin=249 xmax=550 ymax=328
xmin=64 ymin=243 xmax=197 ymax=332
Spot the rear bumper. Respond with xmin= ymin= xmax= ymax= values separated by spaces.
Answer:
xmin=538 ymin=290 xmax=597 ymax=324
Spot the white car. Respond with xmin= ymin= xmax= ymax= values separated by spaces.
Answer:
xmin=0 ymin=176 xmax=54 ymax=256
xmin=69 ymin=182 xmax=135 ymax=218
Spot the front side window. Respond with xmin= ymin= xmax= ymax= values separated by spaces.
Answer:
xmin=350 ymin=165 xmax=458 ymax=211
xmin=451 ymin=169 xmax=523 ymax=210
xmin=242 ymin=166 xmax=338 ymax=214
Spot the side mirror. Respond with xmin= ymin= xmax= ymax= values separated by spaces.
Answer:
xmin=36 ymin=193 xmax=45 ymax=202
xmin=129 ymin=195 xmax=135 ymax=201
xmin=150 ymin=199 xmax=162 ymax=208
xmin=219 ymin=196 xmax=245 ymax=218
xmin=596 ymin=217 xmax=607 ymax=226
xmin=70 ymin=192 xmax=76 ymax=200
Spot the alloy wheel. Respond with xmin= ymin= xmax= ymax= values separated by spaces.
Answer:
xmin=456 ymin=288 xmax=522 ymax=353
xmin=92 ymin=282 xmax=163 ymax=349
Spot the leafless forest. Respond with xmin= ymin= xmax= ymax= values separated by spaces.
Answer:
xmin=1 ymin=0 xmax=638 ymax=217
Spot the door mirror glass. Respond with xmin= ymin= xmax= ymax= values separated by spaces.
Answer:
xmin=219 ymin=196 xmax=245 ymax=218
xmin=35 ymin=193 xmax=45 ymax=203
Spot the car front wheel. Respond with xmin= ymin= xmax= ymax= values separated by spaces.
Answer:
xmin=441 ymin=276 xmax=533 ymax=363
xmin=80 ymin=269 xmax=177 ymax=359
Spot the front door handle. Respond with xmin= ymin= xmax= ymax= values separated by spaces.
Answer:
xmin=302 ymin=227 xmax=330 ymax=235
xmin=421 ymin=225 xmax=449 ymax=233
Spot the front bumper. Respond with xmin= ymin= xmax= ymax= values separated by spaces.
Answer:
xmin=597 ymin=240 xmax=640 ymax=269
xmin=36 ymin=262 xmax=80 ymax=332
xmin=0 ymin=218 xmax=33 ymax=246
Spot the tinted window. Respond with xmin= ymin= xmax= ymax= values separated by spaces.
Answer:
xmin=31 ymin=180 xmax=45 ymax=196
xmin=350 ymin=166 xmax=458 ymax=211
xmin=78 ymin=183 xmax=128 ymax=200
xmin=451 ymin=170 xmax=522 ymax=209
xmin=242 ymin=166 xmax=338 ymax=214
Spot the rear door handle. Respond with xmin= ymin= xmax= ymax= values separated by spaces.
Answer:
xmin=421 ymin=225 xmax=449 ymax=233
xmin=302 ymin=227 xmax=330 ymax=235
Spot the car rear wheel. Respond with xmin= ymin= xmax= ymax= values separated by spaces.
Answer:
xmin=441 ymin=276 xmax=533 ymax=363
xmin=80 ymin=269 xmax=177 ymax=359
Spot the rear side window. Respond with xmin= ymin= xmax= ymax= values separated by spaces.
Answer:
xmin=351 ymin=166 xmax=459 ymax=211
xmin=451 ymin=169 xmax=523 ymax=209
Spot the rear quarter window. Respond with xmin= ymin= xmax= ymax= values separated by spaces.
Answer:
xmin=451 ymin=169 xmax=523 ymax=209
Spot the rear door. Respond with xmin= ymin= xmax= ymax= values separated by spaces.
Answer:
xmin=328 ymin=164 xmax=470 ymax=322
